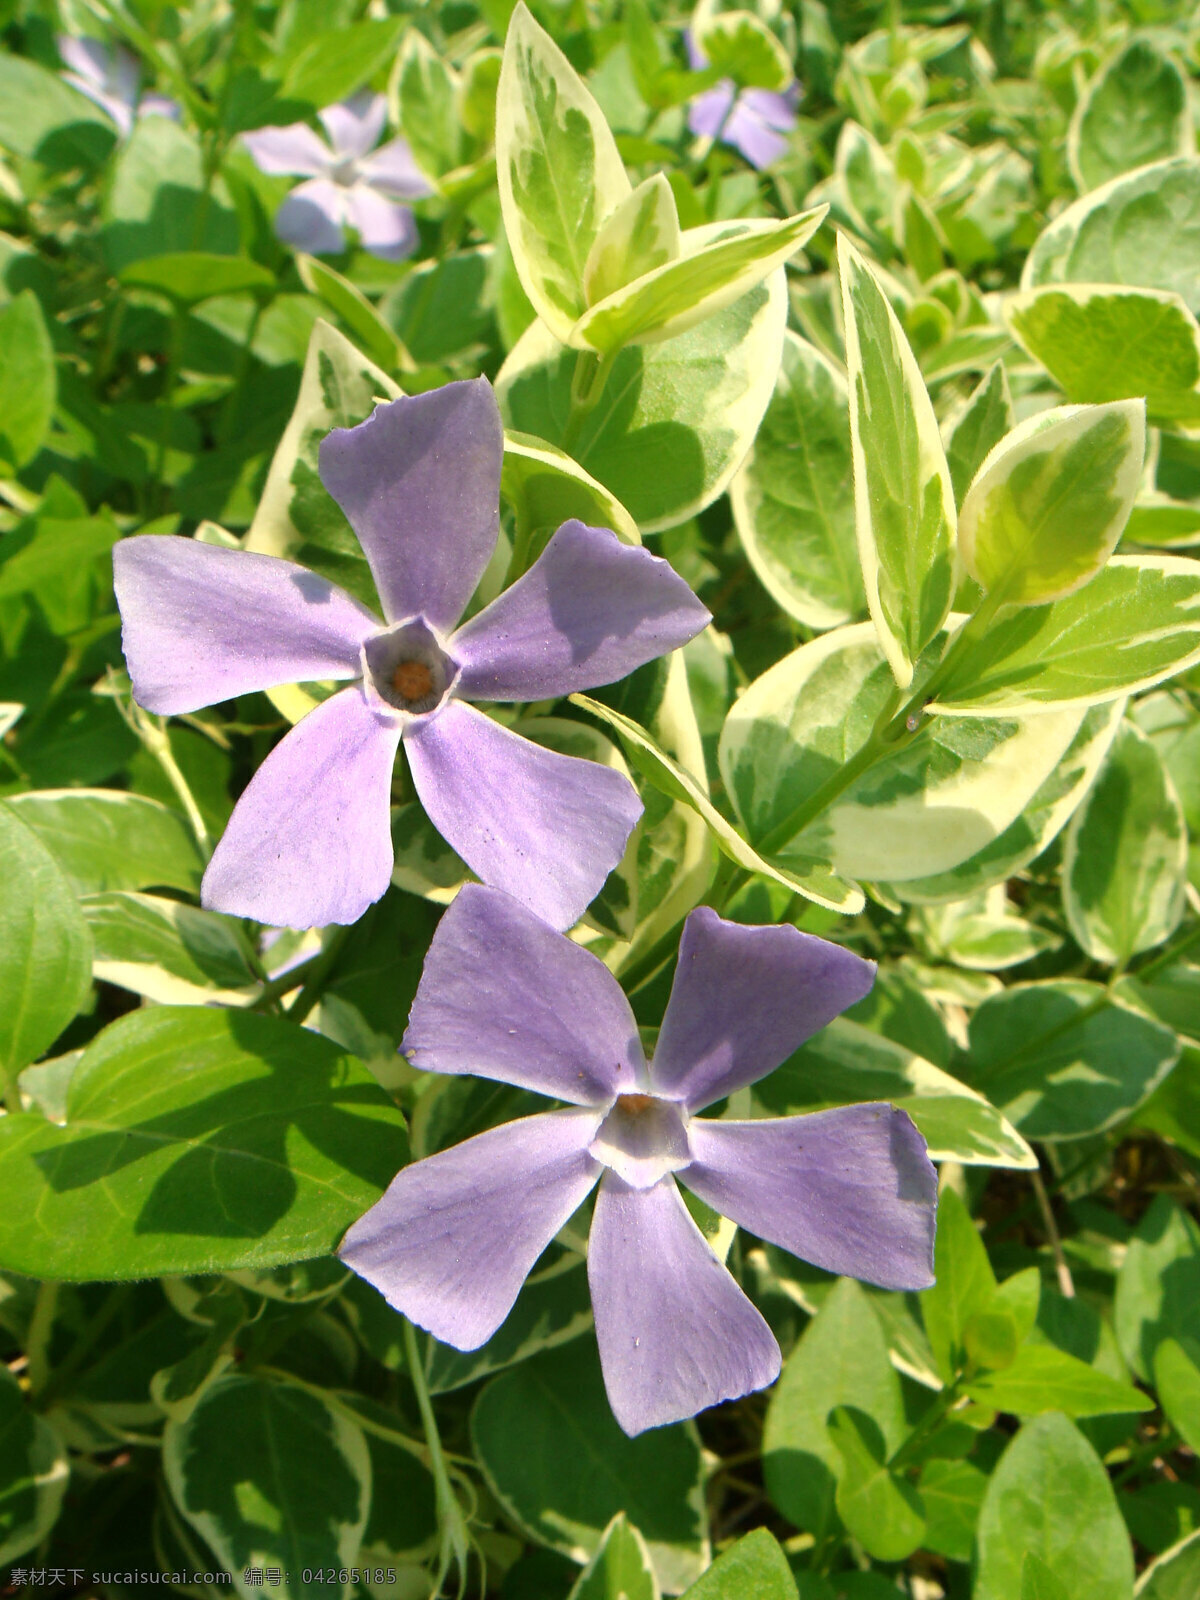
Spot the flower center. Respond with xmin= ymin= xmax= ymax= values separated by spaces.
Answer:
xmin=590 ymin=1092 xmax=691 ymax=1190
xmin=330 ymin=157 xmax=360 ymax=188
xmin=392 ymin=660 xmax=434 ymax=703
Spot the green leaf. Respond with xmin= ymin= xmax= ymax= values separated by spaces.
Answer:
xmin=502 ymin=430 xmax=640 ymax=551
xmin=958 ymin=401 xmax=1144 ymax=604
xmin=678 ymin=1529 xmax=796 ymax=1600
xmin=934 ymin=556 xmax=1200 ymax=714
xmin=0 ymin=1366 xmax=68 ymax=1565
xmin=1154 ymin=1338 xmax=1200 ymax=1453
xmin=295 ymin=255 xmax=411 ymax=375
xmin=280 ymin=16 xmax=407 ymax=109
xmin=753 ymin=1017 xmax=1035 ymax=1170
xmin=428 ymin=1255 xmax=592 ymax=1394
xmin=827 ymin=1406 xmax=926 ymax=1561
xmin=730 ymin=330 xmax=864 ymax=630
xmin=83 ymin=891 xmax=259 ymax=1005
xmin=0 ymin=801 xmax=91 ymax=1084
xmin=163 ymin=1372 xmax=371 ymax=1600
xmin=696 ymin=11 xmax=792 ymax=91
xmin=573 ymin=693 xmax=863 ymax=914
xmin=963 ymin=1266 xmax=1041 ymax=1371
xmin=573 ymin=209 xmax=825 ymax=354
xmin=103 ymin=117 xmax=238 ymax=272
xmin=1136 ymin=1530 xmax=1200 ymax=1599
xmin=1007 ymin=287 xmax=1200 ymax=429
xmin=963 ymin=980 xmax=1180 ymax=1141
xmin=7 ymin=789 xmax=203 ymax=896
xmin=920 ymin=1187 xmax=997 ymax=1382
xmin=245 ymin=319 xmax=400 ymax=609
xmin=719 ymin=621 xmax=1085 ymax=882
xmin=384 ymin=247 xmax=496 ymax=365
xmin=568 ymin=1512 xmax=659 ymax=1600
xmin=496 ymin=1 xmax=631 ymax=343
xmin=1024 ymin=156 xmax=1200 ymax=316
xmin=0 ymin=1007 xmax=409 ymax=1279
xmin=838 ymin=234 xmax=956 ymax=688
xmin=1069 ymin=41 xmax=1193 ymax=195
xmin=919 ymin=1457 xmax=989 ymax=1562
xmin=471 ymin=1343 xmax=708 ymax=1592
xmin=497 ymin=219 xmax=786 ymax=530
xmin=1114 ymin=1196 xmax=1200 ymax=1381
xmin=1022 ymin=1553 xmax=1071 ymax=1600
xmin=395 ymin=27 xmax=465 ymax=179
xmin=0 ymin=52 xmax=113 ymax=167
xmin=1063 ymin=722 xmax=1188 ymax=967
xmin=966 ymin=1344 xmax=1152 ymax=1418
xmin=0 ymin=291 xmax=55 ymax=471
xmin=886 ymin=700 xmax=1123 ymax=906
xmin=583 ymin=173 xmax=681 ymax=307
xmin=764 ymin=1278 xmax=906 ymax=1541
xmin=946 ymin=361 xmax=1014 ymax=509
xmin=118 ymin=253 xmax=275 ymax=307
xmin=974 ymin=1414 xmax=1135 ymax=1600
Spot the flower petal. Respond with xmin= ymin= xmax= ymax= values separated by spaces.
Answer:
xmin=403 ymin=884 xmax=644 ymax=1105
xmin=275 ymin=177 xmax=346 ymax=254
xmin=650 ymin=908 xmax=876 ymax=1110
xmin=57 ymin=35 xmax=109 ymax=89
xmin=344 ymin=185 xmax=419 ymax=262
xmin=62 ymin=73 xmax=133 ymax=137
xmin=138 ymin=93 xmax=180 ymax=123
xmin=451 ymin=521 xmax=711 ymax=703
xmin=202 ymin=686 xmax=401 ymax=927
xmin=319 ymin=91 xmax=387 ymax=160
xmin=359 ymin=137 xmax=434 ymax=199
xmin=682 ymin=1106 xmax=938 ymax=1291
xmin=687 ymin=82 xmax=736 ymax=140
xmin=241 ymin=124 xmax=331 ymax=177
xmin=588 ymin=1173 xmax=780 ymax=1436
xmin=318 ymin=380 xmax=503 ymax=631
xmin=404 ymin=700 xmax=642 ymax=931
xmin=724 ymin=97 xmax=791 ymax=169
xmin=339 ymin=1109 xmax=602 ymax=1349
xmin=113 ymin=536 xmax=380 ymax=716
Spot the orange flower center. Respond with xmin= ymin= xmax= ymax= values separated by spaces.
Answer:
xmin=616 ymin=1093 xmax=656 ymax=1114
xmin=392 ymin=660 xmax=434 ymax=702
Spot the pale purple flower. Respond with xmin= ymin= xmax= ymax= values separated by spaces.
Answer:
xmin=112 ymin=379 xmax=710 ymax=933
xmin=58 ymin=36 xmax=179 ymax=140
xmin=340 ymin=886 xmax=938 ymax=1436
xmin=242 ymin=92 xmax=432 ymax=262
xmin=685 ymin=33 xmax=800 ymax=170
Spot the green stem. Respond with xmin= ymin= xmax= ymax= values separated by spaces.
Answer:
xmin=402 ymin=1319 xmax=472 ymax=1597
xmin=1031 ymin=1166 xmax=1075 ymax=1298
xmin=888 ymin=1376 xmax=965 ymax=1471
xmin=25 ymin=1281 xmax=59 ymax=1399
xmin=140 ymin=712 xmax=211 ymax=855
xmin=285 ymin=926 xmax=352 ymax=1025
xmin=561 ymin=348 xmax=617 ymax=455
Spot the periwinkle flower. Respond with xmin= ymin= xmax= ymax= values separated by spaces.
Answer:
xmin=58 ymin=36 xmax=179 ymax=140
xmin=113 ymin=379 xmax=710 ymax=932
xmin=340 ymin=885 xmax=938 ymax=1436
xmin=242 ymin=92 xmax=433 ymax=262
xmin=685 ymin=33 xmax=800 ymax=170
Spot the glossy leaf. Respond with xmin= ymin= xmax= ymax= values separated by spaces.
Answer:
xmin=1069 ymin=41 xmax=1193 ymax=194
xmin=501 ymin=431 xmax=640 ymax=552
xmin=1135 ymin=1530 xmax=1200 ymax=1599
xmin=920 ymin=1187 xmax=997 ymax=1382
xmin=83 ymin=891 xmax=259 ymax=1005
xmin=6 ymin=789 xmax=204 ymax=896
xmin=0 ymin=1366 xmax=68 ymax=1565
xmin=828 ymin=1405 xmax=926 ymax=1561
xmin=966 ymin=1345 xmax=1152 ymax=1418
xmin=838 ymin=234 xmax=956 ymax=687
xmin=1154 ymin=1338 xmax=1200 ymax=1453
xmin=118 ymin=253 xmax=274 ymax=307
xmin=568 ymin=1513 xmax=658 ymax=1600
xmin=582 ymin=173 xmax=680 ymax=307
xmin=280 ymin=17 xmax=406 ymax=109
xmin=0 ymin=1007 xmax=409 ymax=1279
xmin=1114 ymin=1197 xmax=1200 ymax=1381
xmin=678 ymin=1529 xmax=796 ymax=1600
xmin=395 ymin=27 xmax=465 ymax=180
xmin=946 ymin=361 xmax=1014 ymax=509
xmin=0 ymin=291 xmax=56 ymax=471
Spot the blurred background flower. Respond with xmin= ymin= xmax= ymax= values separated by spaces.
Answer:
xmin=57 ymin=35 xmax=179 ymax=138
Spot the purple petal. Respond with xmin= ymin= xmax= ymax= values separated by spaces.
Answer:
xmin=650 ymin=909 xmax=876 ymax=1111
xmin=741 ymin=86 xmax=801 ymax=131
xmin=113 ymin=536 xmax=380 ymax=716
xmin=202 ymin=686 xmax=401 ymax=927
xmin=318 ymin=380 xmax=503 ymax=631
xmin=319 ymin=92 xmax=387 ymax=160
xmin=275 ymin=177 xmax=346 ymax=254
xmin=58 ymin=35 xmax=109 ymax=89
xmin=403 ymin=884 xmax=643 ymax=1105
xmin=451 ymin=521 xmax=711 ymax=703
xmin=62 ymin=73 xmax=133 ymax=137
xmin=403 ymin=700 xmax=642 ymax=932
xmin=339 ymin=1110 xmax=602 ymax=1349
xmin=241 ymin=124 xmax=331 ymax=177
xmin=588 ymin=1173 xmax=781 ymax=1436
xmin=724 ymin=97 xmax=791 ymax=169
xmin=683 ymin=1106 xmax=938 ymax=1291
xmin=138 ymin=93 xmax=180 ymax=123
xmin=344 ymin=185 xmax=419 ymax=262
xmin=359 ymin=137 xmax=434 ymax=199
xmin=688 ymin=82 xmax=736 ymax=140
xmin=683 ymin=30 xmax=708 ymax=72
xmin=107 ymin=44 xmax=141 ymax=109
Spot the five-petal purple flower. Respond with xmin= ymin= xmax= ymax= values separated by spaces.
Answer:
xmin=113 ymin=379 xmax=710 ymax=932
xmin=686 ymin=34 xmax=800 ymax=170
xmin=242 ymin=92 xmax=432 ymax=261
xmin=58 ymin=36 xmax=179 ymax=140
xmin=339 ymin=886 xmax=938 ymax=1436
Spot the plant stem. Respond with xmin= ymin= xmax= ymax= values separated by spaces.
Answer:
xmin=137 ymin=712 xmax=211 ymax=855
xmin=402 ymin=1318 xmax=471 ymax=1597
xmin=561 ymin=347 xmax=617 ymax=455
xmin=285 ymin=926 xmax=352 ymax=1025
xmin=889 ymin=1376 xmax=965 ymax=1471
xmin=25 ymin=1281 xmax=59 ymax=1398
xmin=1031 ymin=1167 xmax=1075 ymax=1297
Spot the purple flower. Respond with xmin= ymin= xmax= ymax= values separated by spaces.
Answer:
xmin=242 ymin=92 xmax=433 ymax=262
xmin=340 ymin=886 xmax=938 ymax=1436
xmin=112 ymin=379 xmax=710 ymax=932
xmin=58 ymin=36 xmax=179 ymax=140
xmin=685 ymin=33 xmax=800 ymax=170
